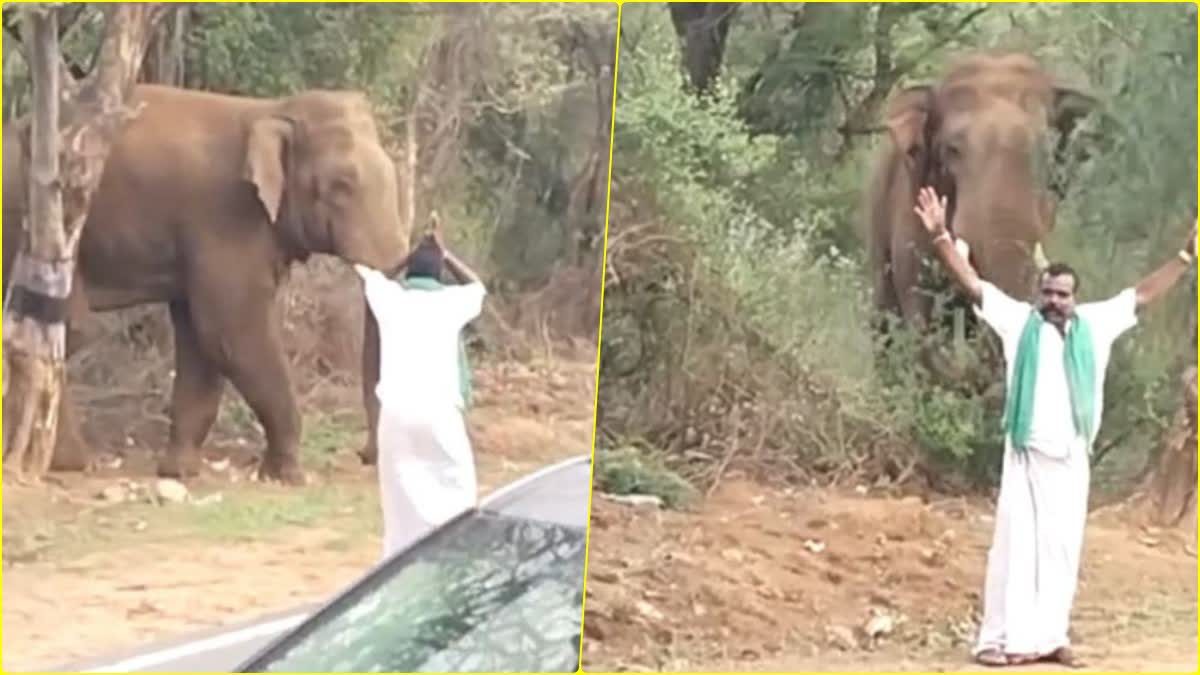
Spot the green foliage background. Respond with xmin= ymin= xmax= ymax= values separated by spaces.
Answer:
xmin=2 ymin=3 xmax=1194 ymax=500
xmin=598 ymin=2 xmax=1197 ymax=501
xmin=2 ymin=3 xmax=616 ymax=292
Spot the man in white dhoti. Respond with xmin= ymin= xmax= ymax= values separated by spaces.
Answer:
xmin=354 ymin=229 xmax=486 ymax=558
xmin=913 ymin=186 xmax=1196 ymax=667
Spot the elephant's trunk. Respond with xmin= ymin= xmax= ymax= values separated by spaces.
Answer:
xmin=952 ymin=166 xmax=1048 ymax=300
xmin=360 ymin=301 xmax=382 ymax=465
xmin=355 ymin=221 xmax=406 ymax=467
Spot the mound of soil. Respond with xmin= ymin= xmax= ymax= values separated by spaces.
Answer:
xmin=582 ymin=480 xmax=1198 ymax=672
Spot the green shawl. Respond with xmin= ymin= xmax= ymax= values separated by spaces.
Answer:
xmin=1003 ymin=310 xmax=1097 ymax=453
xmin=401 ymin=276 xmax=473 ymax=408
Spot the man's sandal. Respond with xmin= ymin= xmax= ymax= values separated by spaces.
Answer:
xmin=1006 ymin=653 xmax=1040 ymax=666
xmin=1044 ymin=647 xmax=1085 ymax=669
xmin=975 ymin=649 xmax=1009 ymax=667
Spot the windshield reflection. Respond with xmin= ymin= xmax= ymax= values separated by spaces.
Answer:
xmin=252 ymin=512 xmax=586 ymax=673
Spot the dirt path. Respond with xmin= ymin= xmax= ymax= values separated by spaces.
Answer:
xmin=2 ymin=358 xmax=596 ymax=672
xmin=582 ymin=480 xmax=1197 ymax=672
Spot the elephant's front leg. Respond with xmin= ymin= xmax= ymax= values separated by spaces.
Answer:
xmin=158 ymin=301 xmax=226 ymax=480
xmin=894 ymin=233 xmax=967 ymax=382
xmin=891 ymin=232 xmax=932 ymax=331
xmin=219 ymin=316 xmax=306 ymax=486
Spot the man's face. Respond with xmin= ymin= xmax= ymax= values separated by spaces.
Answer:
xmin=1037 ymin=273 xmax=1077 ymax=328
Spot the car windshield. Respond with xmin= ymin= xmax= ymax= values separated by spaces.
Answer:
xmin=242 ymin=510 xmax=586 ymax=673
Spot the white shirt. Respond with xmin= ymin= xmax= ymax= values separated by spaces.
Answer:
xmin=355 ymin=265 xmax=486 ymax=412
xmin=975 ymin=281 xmax=1138 ymax=458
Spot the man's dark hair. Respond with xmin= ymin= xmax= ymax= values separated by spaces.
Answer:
xmin=405 ymin=236 xmax=444 ymax=280
xmin=1040 ymin=262 xmax=1080 ymax=294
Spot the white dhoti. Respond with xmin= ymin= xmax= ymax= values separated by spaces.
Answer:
xmin=377 ymin=403 xmax=478 ymax=558
xmin=968 ymin=281 xmax=1139 ymax=658
xmin=974 ymin=444 xmax=1090 ymax=657
xmin=353 ymin=266 xmax=488 ymax=561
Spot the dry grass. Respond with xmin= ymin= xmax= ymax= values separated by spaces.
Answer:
xmin=2 ymin=255 xmax=601 ymax=671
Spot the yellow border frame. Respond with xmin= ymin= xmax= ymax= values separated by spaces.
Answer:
xmin=1 ymin=3 xmax=1199 ymax=675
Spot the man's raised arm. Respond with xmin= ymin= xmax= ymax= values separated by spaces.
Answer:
xmin=429 ymin=230 xmax=483 ymax=287
xmin=443 ymin=250 xmax=483 ymax=287
xmin=1133 ymin=223 xmax=1197 ymax=309
xmin=913 ymin=186 xmax=984 ymax=305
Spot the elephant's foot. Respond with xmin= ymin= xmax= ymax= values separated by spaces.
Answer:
xmin=157 ymin=450 xmax=204 ymax=480
xmin=257 ymin=453 xmax=308 ymax=486
xmin=49 ymin=402 xmax=90 ymax=472
xmin=49 ymin=440 xmax=90 ymax=472
xmin=357 ymin=441 xmax=378 ymax=467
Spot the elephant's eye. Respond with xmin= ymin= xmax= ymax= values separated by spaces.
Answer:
xmin=1032 ymin=138 xmax=1053 ymax=187
xmin=326 ymin=175 xmax=358 ymax=202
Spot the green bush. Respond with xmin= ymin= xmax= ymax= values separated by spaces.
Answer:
xmin=602 ymin=3 xmax=1195 ymax=497
xmin=592 ymin=446 xmax=698 ymax=510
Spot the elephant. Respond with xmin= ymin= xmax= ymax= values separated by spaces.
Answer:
xmin=865 ymin=51 xmax=1096 ymax=339
xmin=2 ymin=84 xmax=406 ymax=484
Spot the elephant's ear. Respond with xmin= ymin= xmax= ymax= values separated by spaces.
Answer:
xmin=1049 ymin=86 xmax=1097 ymax=140
xmin=243 ymin=116 xmax=294 ymax=224
xmin=885 ymin=85 xmax=933 ymax=160
xmin=1047 ymin=86 xmax=1100 ymax=199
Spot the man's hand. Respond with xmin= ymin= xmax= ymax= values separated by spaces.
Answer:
xmin=913 ymin=186 xmax=950 ymax=237
xmin=912 ymin=185 xmax=983 ymax=304
xmin=426 ymin=211 xmax=447 ymax=251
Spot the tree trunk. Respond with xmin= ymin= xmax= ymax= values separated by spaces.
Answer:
xmin=1144 ymin=366 xmax=1198 ymax=528
xmin=140 ymin=7 xmax=187 ymax=85
xmin=563 ymin=23 xmax=615 ymax=270
xmin=4 ymin=9 xmax=69 ymax=481
xmin=2 ymin=4 xmax=166 ymax=481
xmin=667 ymin=3 xmax=739 ymax=94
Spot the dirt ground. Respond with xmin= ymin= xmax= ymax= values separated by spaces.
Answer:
xmin=582 ymin=478 xmax=1198 ymax=673
xmin=1 ymin=357 xmax=597 ymax=672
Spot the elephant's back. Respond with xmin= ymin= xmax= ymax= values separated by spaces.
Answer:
xmin=78 ymin=87 xmax=270 ymax=307
xmin=99 ymin=85 xmax=267 ymax=210
xmin=131 ymin=84 xmax=274 ymax=117
xmin=123 ymin=85 xmax=269 ymax=152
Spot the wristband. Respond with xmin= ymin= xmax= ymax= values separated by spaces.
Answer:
xmin=1178 ymin=249 xmax=1194 ymax=264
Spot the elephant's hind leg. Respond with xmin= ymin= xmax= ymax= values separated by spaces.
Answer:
xmin=49 ymin=382 xmax=90 ymax=471
xmin=158 ymin=301 xmax=226 ymax=480
xmin=50 ymin=323 xmax=94 ymax=472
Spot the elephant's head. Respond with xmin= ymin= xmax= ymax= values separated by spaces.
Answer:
xmin=242 ymin=91 xmax=407 ymax=270
xmin=886 ymin=52 xmax=1096 ymax=299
